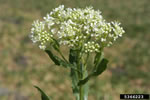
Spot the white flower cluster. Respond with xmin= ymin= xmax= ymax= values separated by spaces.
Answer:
xmin=30 ymin=5 xmax=125 ymax=52
xmin=30 ymin=20 xmax=53 ymax=50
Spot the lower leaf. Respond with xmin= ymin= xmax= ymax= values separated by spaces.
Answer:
xmin=34 ymin=86 xmax=51 ymax=100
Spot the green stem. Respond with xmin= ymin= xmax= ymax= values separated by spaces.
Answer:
xmin=84 ymin=53 xmax=89 ymax=67
xmin=78 ymin=65 xmax=88 ymax=100
xmin=79 ymin=85 xmax=83 ymax=100
xmin=69 ymin=49 xmax=88 ymax=100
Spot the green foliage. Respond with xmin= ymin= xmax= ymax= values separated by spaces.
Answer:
xmin=45 ymin=50 xmax=69 ymax=68
xmin=93 ymin=59 xmax=108 ymax=76
xmin=94 ymin=52 xmax=104 ymax=66
xmin=78 ymin=58 xmax=108 ymax=86
xmin=34 ymin=86 xmax=51 ymax=100
xmin=69 ymin=49 xmax=79 ymax=64
xmin=70 ymin=67 xmax=80 ymax=100
xmin=69 ymin=49 xmax=80 ymax=99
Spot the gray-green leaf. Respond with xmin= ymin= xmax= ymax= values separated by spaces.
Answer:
xmin=69 ymin=49 xmax=78 ymax=64
xmin=93 ymin=58 xmax=108 ymax=76
xmin=78 ymin=58 xmax=108 ymax=85
xmin=34 ymin=86 xmax=51 ymax=100
xmin=45 ymin=50 xmax=69 ymax=68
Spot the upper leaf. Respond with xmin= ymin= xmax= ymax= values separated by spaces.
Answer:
xmin=45 ymin=50 xmax=69 ymax=68
xmin=69 ymin=49 xmax=78 ymax=64
xmin=93 ymin=58 xmax=108 ymax=76
xmin=78 ymin=58 xmax=108 ymax=85
xmin=94 ymin=52 xmax=104 ymax=66
xmin=45 ymin=50 xmax=61 ymax=65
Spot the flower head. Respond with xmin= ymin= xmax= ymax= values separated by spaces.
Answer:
xmin=30 ymin=5 xmax=125 ymax=52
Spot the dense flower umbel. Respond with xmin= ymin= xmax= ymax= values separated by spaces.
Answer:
xmin=30 ymin=5 xmax=125 ymax=52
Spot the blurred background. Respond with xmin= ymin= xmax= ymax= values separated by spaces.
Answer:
xmin=0 ymin=0 xmax=150 ymax=100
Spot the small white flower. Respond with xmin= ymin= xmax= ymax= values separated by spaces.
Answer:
xmin=51 ymin=28 xmax=57 ymax=34
xmin=101 ymin=38 xmax=106 ymax=42
xmin=30 ymin=5 xmax=125 ymax=52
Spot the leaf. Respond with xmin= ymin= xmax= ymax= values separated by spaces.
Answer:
xmin=52 ymin=37 xmax=60 ymax=47
xmin=78 ymin=58 xmax=108 ymax=85
xmin=78 ymin=74 xmax=92 ymax=86
xmin=34 ymin=86 xmax=51 ymax=100
xmin=94 ymin=52 xmax=104 ymax=66
xmin=93 ymin=58 xmax=108 ymax=76
xmin=70 ymin=68 xmax=80 ymax=99
xmin=94 ymin=52 xmax=101 ymax=64
xmin=69 ymin=49 xmax=78 ymax=64
xmin=45 ymin=50 xmax=69 ymax=68
xmin=45 ymin=50 xmax=60 ymax=65
xmin=51 ymin=38 xmax=60 ymax=52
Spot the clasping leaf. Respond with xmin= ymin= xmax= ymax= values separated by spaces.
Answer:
xmin=78 ymin=58 xmax=108 ymax=86
xmin=93 ymin=58 xmax=108 ymax=76
xmin=45 ymin=50 xmax=69 ymax=68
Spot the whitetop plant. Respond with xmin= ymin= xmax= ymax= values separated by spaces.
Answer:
xmin=30 ymin=5 xmax=125 ymax=100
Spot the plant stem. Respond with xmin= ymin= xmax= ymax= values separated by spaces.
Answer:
xmin=78 ymin=66 xmax=88 ymax=100
xmin=69 ymin=49 xmax=88 ymax=100
xmin=79 ymin=85 xmax=83 ymax=100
